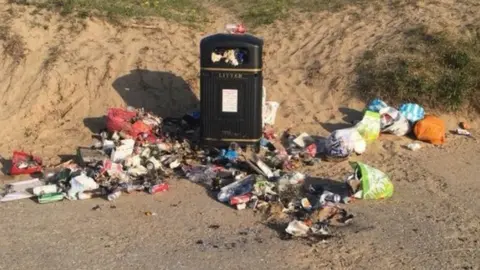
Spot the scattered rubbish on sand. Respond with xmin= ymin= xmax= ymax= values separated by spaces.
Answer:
xmin=0 ymin=178 xmax=43 ymax=202
xmin=454 ymin=128 xmax=474 ymax=138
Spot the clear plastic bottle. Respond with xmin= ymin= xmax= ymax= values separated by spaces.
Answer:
xmin=217 ymin=175 xmax=254 ymax=203
xmin=107 ymin=190 xmax=122 ymax=201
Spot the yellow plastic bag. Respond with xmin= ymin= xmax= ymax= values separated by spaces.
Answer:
xmin=355 ymin=111 xmax=381 ymax=144
xmin=349 ymin=162 xmax=394 ymax=200
xmin=414 ymin=115 xmax=446 ymax=145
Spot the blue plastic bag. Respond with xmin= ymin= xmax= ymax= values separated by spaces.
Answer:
xmin=366 ymin=98 xmax=388 ymax=113
xmin=399 ymin=103 xmax=425 ymax=123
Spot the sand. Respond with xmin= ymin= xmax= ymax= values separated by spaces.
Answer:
xmin=0 ymin=0 xmax=479 ymax=269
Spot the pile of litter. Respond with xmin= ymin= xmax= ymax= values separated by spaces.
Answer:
xmin=5 ymin=97 xmax=468 ymax=238
xmin=0 ymin=101 xmax=402 ymax=239
xmin=323 ymin=98 xmax=473 ymax=159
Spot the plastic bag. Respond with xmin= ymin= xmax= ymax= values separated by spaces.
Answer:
xmin=399 ymin=103 xmax=425 ymax=123
xmin=354 ymin=111 xmax=381 ymax=144
xmin=413 ymin=115 xmax=446 ymax=145
xmin=263 ymin=101 xmax=279 ymax=126
xmin=379 ymin=107 xmax=411 ymax=136
xmin=366 ymin=98 xmax=388 ymax=113
xmin=325 ymin=128 xmax=366 ymax=158
xmin=106 ymin=108 xmax=152 ymax=138
xmin=349 ymin=162 xmax=393 ymax=200
xmin=106 ymin=108 xmax=136 ymax=133
xmin=130 ymin=120 xmax=152 ymax=137
xmin=110 ymin=139 xmax=135 ymax=162
xmin=67 ymin=174 xmax=99 ymax=200
xmin=217 ymin=175 xmax=255 ymax=203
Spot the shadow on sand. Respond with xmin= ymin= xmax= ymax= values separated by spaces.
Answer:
xmin=84 ymin=69 xmax=199 ymax=133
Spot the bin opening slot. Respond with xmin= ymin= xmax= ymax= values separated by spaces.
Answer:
xmin=211 ymin=47 xmax=249 ymax=67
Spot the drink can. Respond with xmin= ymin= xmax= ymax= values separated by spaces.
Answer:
xmin=38 ymin=192 xmax=64 ymax=204
xmin=229 ymin=193 xmax=252 ymax=205
xmin=301 ymin=198 xmax=312 ymax=210
xmin=149 ymin=183 xmax=169 ymax=194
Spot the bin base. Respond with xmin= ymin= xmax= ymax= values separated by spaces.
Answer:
xmin=201 ymin=138 xmax=260 ymax=153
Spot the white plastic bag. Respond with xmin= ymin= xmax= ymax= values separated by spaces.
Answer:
xmin=285 ymin=220 xmax=310 ymax=237
xmin=379 ymin=107 xmax=411 ymax=136
xmin=263 ymin=101 xmax=280 ymax=126
xmin=67 ymin=174 xmax=99 ymax=200
xmin=326 ymin=128 xmax=366 ymax=157
xmin=111 ymin=139 xmax=135 ymax=162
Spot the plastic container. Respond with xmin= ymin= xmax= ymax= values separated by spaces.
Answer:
xmin=10 ymin=151 xmax=43 ymax=175
xmin=38 ymin=193 xmax=64 ymax=204
xmin=33 ymin=185 xmax=58 ymax=196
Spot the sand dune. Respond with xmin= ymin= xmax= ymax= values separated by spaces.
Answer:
xmin=0 ymin=0 xmax=478 ymax=164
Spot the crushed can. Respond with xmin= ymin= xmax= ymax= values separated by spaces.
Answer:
xmin=38 ymin=192 xmax=64 ymax=204
xmin=149 ymin=183 xmax=169 ymax=194
xmin=229 ymin=193 xmax=252 ymax=205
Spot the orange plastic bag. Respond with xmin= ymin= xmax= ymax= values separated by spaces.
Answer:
xmin=414 ymin=115 xmax=446 ymax=145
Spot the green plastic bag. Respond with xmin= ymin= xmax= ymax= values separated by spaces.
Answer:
xmin=355 ymin=111 xmax=380 ymax=144
xmin=350 ymin=162 xmax=393 ymax=200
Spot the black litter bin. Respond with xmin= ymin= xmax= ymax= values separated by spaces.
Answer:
xmin=200 ymin=33 xmax=264 ymax=148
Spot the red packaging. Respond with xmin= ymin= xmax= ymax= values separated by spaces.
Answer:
xmin=306 ymin=144 xmax=317 ymax=157
xmin=130 ymin=121 xmax=152 ymax=137
xmin=263 ymin=125 xmax=276 ymax=140
xmin=10 ymin=151 xmax=43 ymax=175
xmin=144 ymin=134 xmax=161 ymax=144
xmin=100 ymin=159 xmax=123 ymax=175
xmin=149 ymin=183 xmax=169 ymax=194
xmin=106 ymin=108 xmax=154 ymax=138
xmin=106 ymin=108 xmax=136 ymax=133
xmin=236 ymin=24 xmax=246 ymax=34
xmin=229 ymin=193 xmax=252 ymax=205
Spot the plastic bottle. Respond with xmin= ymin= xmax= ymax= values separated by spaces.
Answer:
xmin=107 ymin=190 xmax=122 ymax=201
xmin=186 ymin=166 xmax=217 ymax=183
xmin=456 ymin=128 xmax=472 ymax=137
xmin=217 ymin=175 xmax=255 ymax=203
xmin=33 ymin=185 xmax=59 ymax=196
xmin=278 ymin=172 xmax=306 ymax=192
